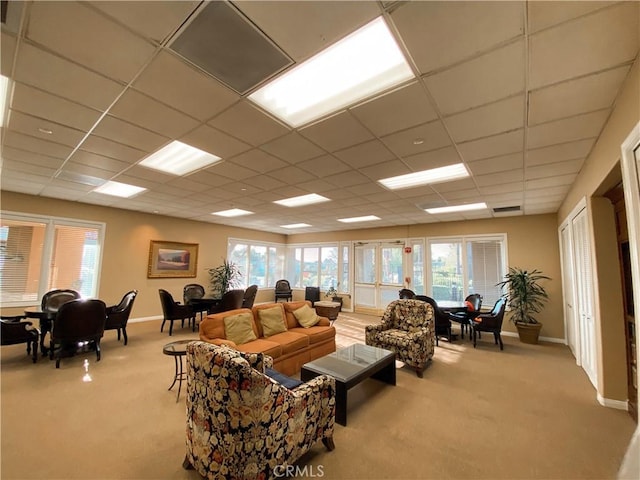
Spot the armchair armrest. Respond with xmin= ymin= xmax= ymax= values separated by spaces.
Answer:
xmin=237 ymin=351 xmax=273 ymax=372
xmin=365 ymin=323 xmax=387 ymax=333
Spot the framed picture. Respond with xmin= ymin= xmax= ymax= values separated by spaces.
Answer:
xmin=147 ymin=241 xmax=198 ymax=278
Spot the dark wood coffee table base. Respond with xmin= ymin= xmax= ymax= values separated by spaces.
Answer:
xmin=300 ymin=344 xmax=396 ymax=426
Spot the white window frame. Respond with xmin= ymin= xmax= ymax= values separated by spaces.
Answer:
xmin=227 ymin=238 xmax=285 ymax=288
xmin=0 ymin=211 xmax=105 ymax=307
xmin=286 ymin=242 xmax=351 ymax=294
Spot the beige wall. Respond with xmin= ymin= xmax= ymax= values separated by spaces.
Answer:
xmin=556 ymin=60 xmax=640 ymax=402
xmin=290 ymin=213 xmax=564 ymax=339
xmin=1 ymin=192 xmax=285 ymax=318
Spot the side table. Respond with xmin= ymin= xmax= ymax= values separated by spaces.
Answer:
xmin=314 ymin=301 xmax=341 ymax=323
xmin=162 ymin=339 xmax=196 ymax=402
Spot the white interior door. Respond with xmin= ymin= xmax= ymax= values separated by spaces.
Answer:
xmin=354 ymin=242 xmax=404 ymax=314
xmin=560 ymin=224 xmax=579 ymax=359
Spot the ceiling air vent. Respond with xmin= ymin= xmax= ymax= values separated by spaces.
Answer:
xmin=169 ymin=1 xmax=292 ymax=94
xmin=493 ymin=206 xmax=521 ymax=213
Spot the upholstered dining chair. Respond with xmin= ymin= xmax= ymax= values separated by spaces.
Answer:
xmin=274 ymin=279 xmax=292 ymax=302
xmin=470 ymin=297 xmax=507 ymax=350
xmin=105 ymin=290 xmax=138 ymax=345
xmin=41 ymin=289 xmax=81 ymax=312
xmin=183 ymin=341 xmax=336 ymax=478
xmin=416 ymin=295 xmax=452 ymax=345
xmin=241 ymin=284 xmax=258 ymax=309
xmin=50 ymin=299 xmax=107 ymax=368
xmin=1 ymin=315 xmax=40 ymax=363
xmin=159 ymin=289 xmax=194 ymax=336
xmin=208 ymin=289 xmax=244 ymax=314
xmin=399 ymin=288 xmax=416 ymax=299
xmin=365 ymin=299 xmax=435 ymax=378
xmin=448 ymin=293 xmax=483 ymax=339
xmin=183 ymin=283 xmax=209 ymax=321
xmin=304 ymin=286 xmax=320 ymax=306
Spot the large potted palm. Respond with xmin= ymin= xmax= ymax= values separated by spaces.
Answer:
xmin=207 ymin=259 xmax=242 ymax=298
xmin=497 ymin=267 xmax=550 ymax=344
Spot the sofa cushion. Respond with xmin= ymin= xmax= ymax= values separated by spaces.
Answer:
xmin=283 ymin=301 xmax=316 ymax=329
xmin=261 ymin=331 xmax=309 ymax=354
xmin=293 ymin=304 xmax=320 ymax=328
xmin=288 ymin=325 xmax=336 ymax=345
xmin=236 ymin=339 xmax=282 ymax=359
xmin=223 ymin=312 xmax=257 ymax=345
xmin=258 ymin=306 xmax=288 ymax=337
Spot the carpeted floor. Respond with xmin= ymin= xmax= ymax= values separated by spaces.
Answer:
xmin=0 ymin=312 xmax=636 ymax=480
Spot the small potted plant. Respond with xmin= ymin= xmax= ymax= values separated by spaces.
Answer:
xmin=325 ymin=282 xmax=342 ymax=311
xmin=497 ymin=267 xmax=550 ymax=344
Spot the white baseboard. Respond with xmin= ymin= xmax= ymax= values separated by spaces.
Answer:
xmin=501 ymin=331 xmax=566 ymax=344
xmin=597 ymin=393 xmax=629 ymax=410
xmin=129 ymin=315 xmax=162 ymax=323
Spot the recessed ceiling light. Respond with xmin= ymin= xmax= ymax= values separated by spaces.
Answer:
xmin=211 ymin=208 xmax=253 ymax=217
xmin=425 ymin=202 xmax=488 ymax=214
xmin=0 ymin=74 xmax=8 ymax=128
xmin=139 ymin=140 xmax=221 ymax=176
xmin=281 ymin=223 xmax=312 ymax=229
xmin=378 ymin=163 xmax=469 ymax=190
xmin=249 ymin=16 xmax=414 ymax=127
xmin=274 ymin=193 xmax=330 ymax=207
xmin=93 ymin=181 xmax=146 ymax=198
xmin=337 ymin=215 xmax=381 ymax=223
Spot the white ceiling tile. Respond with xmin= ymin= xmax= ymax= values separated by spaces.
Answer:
xmin=529 ymin=65 xmax=630 ymax=125
xmin=27 ymin=1 xmax=156 ymax=83
xmin=2 ymin=158 xmax=58 ymax=177
xmin=403 ymin=146 xmax=463 ymax=172
xmin=300 ymin=111 xmax=374 ymax=152
xmin=525 ymin=158 xmax=584 ymax=180
xmin=89 ymin=1 xmax=200 ymax=44
xmin=7 ymin=110 xmax=86 ymax=148
xmin=208 ymin=100 xmax=289 ymax=146
xmin=92 ymin=115 xmax=169 ymax=152
xmin=334 ymin=140 xmax=395 ymax=169
xmin=467 ymin=152 xmax=523 ymax=176
xmin=227 ymin=149 xmax=288 ymax=174
xmin=479 ymin=181 xmax=524 ymax=196
xmin=1 ymin=146 xmax=65 ymax=170
xmin=244 ymin=175 xmax=286 ymax=191
xmin=425 ymin=39 xmax=525 ymax=116
xmin=297 ymin=155 xmax=352 ymax=178
xmin=323 ymin=170 xmax=370 ymax=188
xmin=527 ymin=109 xmax=608 ymax=149
xmin=525 ymin=173 xmax=578 ymax=189
xmin=444 ymin=95 xmax=525 ymax=142
xmin=350 ymin=81 xmax=439 ymax=137
xmin=109 ymin=89 xmax=200 ymax=138
xmin=475 ymin=168 xmax=524 ymax=187
xmin=529 ymin=2 xmax=639 ymax=89
xmin=260 ymin=133 xmax=325 ymax=164
xmin=1 ymin=32 xmax=17 ymax=76
xmin=528 ymin=1 xmax=612 ymax=34
xmin=70 ymin=150 xmax=131 ymax=173
xmin=236 ymin=1 xmax=381 ymax=62
xmin=360 ymin=159 xmax=411 ymax=181
xmin=14 ymin=43 xmax=123 ymax=111
xmin=3 ymin=131 xmax=73 ymax=159
xmin=205 ymin=161 xmax=257 ymax=181
xmin=80 ymin=135 xmax=146 ymax=164
xmin=381 ymin=120 xmax=451 ymax=157
xmin=10 ymin=83 xmax=102 ymax=132
xmin=526 ymin=138 xmax=594 ymax=166
xmin=457 ymin=129 xmax=524 ymax=162
xmin=134 ymin=51 xmax=239 ymax=121
xmin=180 ymin=124 xmax=251 ymax=159
xmin=525 ymin=185 xmax=570 ymax=199
xmin=391 ymin=1 xmax=524 ymax=73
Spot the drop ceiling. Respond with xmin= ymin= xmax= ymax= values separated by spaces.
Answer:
xmin=1 ymin=0 xmax=638 ymax=234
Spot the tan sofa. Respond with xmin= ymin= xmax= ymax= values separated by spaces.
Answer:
xmin=199 ymin=300 xmax=336 ymax=375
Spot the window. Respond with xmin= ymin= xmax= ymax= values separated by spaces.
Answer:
xmin=411 ymin=240 xmax=425 ymax=295
xmin=286 ymin=244 xmax=347 ymax=293
xmin=428 ymin=235 xmax=506 ymax=305
xmin=0 ymin=212 xmax=104 ymax=306
xmin=228 ymin=239 xmax=285 ymax=288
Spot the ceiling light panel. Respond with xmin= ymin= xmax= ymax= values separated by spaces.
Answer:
xmin=249 ymin=16 xmax=414 ymax=127
xmin=337 ymin=215 xmax=381 ymax=223
xmin=94 ymin=181 xmax=146 ymax=198
xmin=0 ymin=74 xmax=9 ymax=127
xmin=425 ymin=202 xmax=487 ymax=214
xmin=139 ymin=141 xmax=221 ymax=176
xmin=281 ymin=223 xmax=311 ymax=229
xmin=379 ymin=163 xmax=469 ymax=190
xmin=211 ymin=208 xmax=253 ymax=217
xmin=274 ymin=193 xmax=330 ymax=207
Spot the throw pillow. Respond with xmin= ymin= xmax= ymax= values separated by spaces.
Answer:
xmin=223 ymin=313 xmax=257 ymax=345
xmin=293 ymin=304 xmax=320 ymax=328
xmin=465 ymin=300 xmax=476 ymax=311
xmin=258 ymin=306 xmax=287 ymax=337
xmin=264 ymin=367 xmax=303 ymax=390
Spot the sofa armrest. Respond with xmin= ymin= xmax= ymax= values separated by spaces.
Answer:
xmin=204 ymin=338 xmax=238 ymax=349
xmin=317 ymin=316 xmax=331 ymax=326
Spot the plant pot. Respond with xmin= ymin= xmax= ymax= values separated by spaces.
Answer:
xmin=516 ymin=322 xmax=542 ymax=344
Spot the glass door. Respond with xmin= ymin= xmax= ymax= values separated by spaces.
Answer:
xmin=354 ymin=242 xmax=404 ymax=315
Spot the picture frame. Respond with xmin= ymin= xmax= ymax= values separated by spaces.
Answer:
xmin=147 ymin=240 xmax=198 ymax=278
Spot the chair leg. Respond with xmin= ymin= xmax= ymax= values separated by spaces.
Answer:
xmin=472 ymin=328 xmax=477 ymax=348
xmin=122 ymin=328 xmax=128 ymax=346
xmin=161 ymin=319 xmax=166 ymax=333
xmin=182 ymin=455 xmax=194 ymax=470
xmin=31 ymin=339 xmax=38 ymax=363
xmin=322 ymin=436 xmax=336 ymax=451
xmin=497 ymin=333 xmax=504 ymax=350
xmin=117 ymin=329 xmax=121 ymax=341
xmin=169 ymin=320 xmax=174 ymax=336
xmin=96 ymin=342 xmax=101 ymax=362
xmin=415 ymin=367 xmax=424 ymax=378
xmin=435 ymin=334 xmax=439 ymax=346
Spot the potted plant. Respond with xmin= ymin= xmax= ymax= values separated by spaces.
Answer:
xmin=325 ymin=282 xmax=342 ymax=311
xmin=497 ymin=267 xmax=550 ymax=344
xmin=207 ymin=259 xmax=242 ymax=298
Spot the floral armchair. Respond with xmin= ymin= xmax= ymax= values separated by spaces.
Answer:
xmin=183 ymin=341 xmax=336 ymax=479
xmin=365 ymin=299 xmax=435 ymax=378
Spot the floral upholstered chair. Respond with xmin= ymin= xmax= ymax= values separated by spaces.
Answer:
xmin=183 ymin=341 xmax=336 ymax=479
xmin=365 ymin=299 xmax=435 ymax=378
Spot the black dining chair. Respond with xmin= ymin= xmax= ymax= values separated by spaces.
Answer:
xmin=105 ymin=290 xmax=138 ymax=345
xmin=274 ymin=279 xmax=292 ymax=302
xmin=41 ymin=289 xmax=81 ymax=312
xmin=209 ymin=289 xmax=245 ymax=315
xmin=416 ymin=295 xmax=452 ymax=345
xmin=448 ymin=293 xmax=482 ymax=339
xmin=50 ymin=299 xmax=107 ymax=368
xmin=242 ymin=285 xmax=259 ymax=309
xmin=183 ymin=283 xmax=210 ymax=322
xmin=159 ymin=289 xmax=194 ymax=336
xmin=470 ymin=297 xmax=507 ymax=350
xmin=1 ymin=315 xmax=40 ymax=363
xmin=304 ymin=286 xmax=320 ymax=306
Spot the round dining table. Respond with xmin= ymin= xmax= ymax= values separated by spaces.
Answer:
xmin=23 ymin=306 xmax=56 ymax=356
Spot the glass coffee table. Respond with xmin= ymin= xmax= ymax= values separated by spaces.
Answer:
xmin=301 ymin=343 xmax=395 ymax=426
